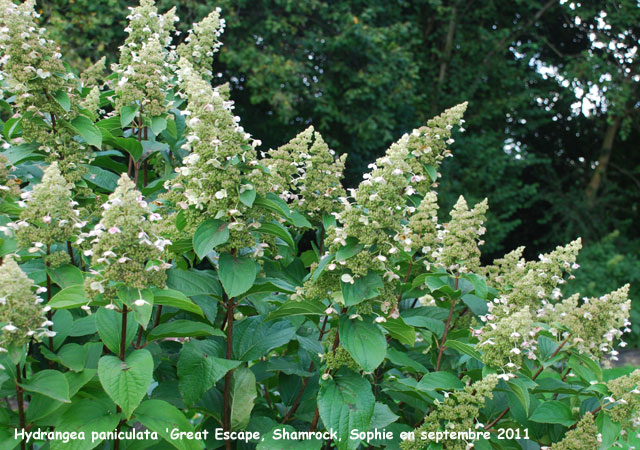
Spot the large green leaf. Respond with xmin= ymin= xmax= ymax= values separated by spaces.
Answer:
xmin=267 ymin=298 xmax=327 ymax=320
xmin=98 ymin=349 xmax=154 ymax=419
xmin=71 ymin=115 xmax=102 ymax=147
xmin=135 ymin=400 xmax=204 ymax=450
xmin=48 ymin=285 xmax=89 ymax=309
xmin=95 ymin=307 xmax=138 ymax=355
xmin=341 ymin=272 xmax=383 ymax=306
xmin=218 ymin=253 xmax=258 ymax=298
xmin=233 ymin=316 xmax=297 ymax=361
xmin=417 ymin=372 xmax=464 ymax=391
xmin=152 ymin=288 xmax=204 ymax=317
xmin=147 ymin=319 xmax=224 ymax=341
xmin=120 ymin=105 xmax=139 ymax=127
xmin=339 ymin=316 xmax=386 ymax=372
xmin=529 ymin=401 xmax=574 ymax=427
xmin=20 ymin=370 xmax=70 ymax=403
xmin=47 ymin=264 xmax=84 ymax=289
xmin=335 ymin=237 xmax=364 ymax=262
xmin=167 ymin=268 xmax=222 ymax=297
xmin=230 ymin=367 xmax=257 ymax=431
xmin=318 ymin=370 xmax=375 ymax=450
xmin=193 ymin=219 xmax=229 ymax=258
xmin=53 ymin=90 xmax=71 ymax=112
xmin=50 ymin=397 xmax=120 ymax=450
xmin=177 ymin=340 xmax=241 ymax=405
xmin=259 ymin=222 xmax=296 ymax=249
xmin=380 ymin=317 xmax=415 ymax=347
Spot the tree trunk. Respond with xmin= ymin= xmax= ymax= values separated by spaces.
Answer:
xmin=430 ymin=5 xmax=458 ymax=116
xmin=585 ymin=116 xmax=622 ymax=206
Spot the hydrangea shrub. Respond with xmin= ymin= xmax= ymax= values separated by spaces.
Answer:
xmin=0 ymin=1 xmax=638 ymax=449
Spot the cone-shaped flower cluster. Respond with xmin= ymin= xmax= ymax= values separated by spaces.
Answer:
xmin=0 ymin=153 xmax=19 ymax=199
xmin=550 ymin=413 xmax=598 ymax=450
xmin=83 ymin=174 xmax=169 ymax=299
xmin=401 ymin=375 xmax=499 ymax=450
xmin=115 ymin=0 xmax=177 ymax=117
xmin=262 ymin=126 xmax=347 ymax=222
xmin=606 ymin=369 xmax=640 ymax=430
xmin=166 ymin=58 xmax=264 ymax=250
xmin=11 ymin=162 xmax=81 ymax=265
xmin=0 ymin=257 xmax=53 ymax=349
xmin=177 ymin=9 xmax=225 ymax=80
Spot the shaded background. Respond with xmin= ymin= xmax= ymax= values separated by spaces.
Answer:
xmin=38 ymin=0 xmax=640 ymax=343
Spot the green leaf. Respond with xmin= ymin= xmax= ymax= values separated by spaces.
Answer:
xmin=267 ymin=298 xmax=327 ymax=320
xmin=311 ymin=253 xmax=334 ymax=282
xmin=335 ymin=237 xmax=364 ymax=262
xmin=178 ymin=340 xmax=241 ymax=405
xmin=258 ymin=425 xmax=322 ymax=449
xmin=193 ymin=219 xmax=229 ymax=258
xmin=239 ymin=184 xmax=256 ymax=207
xmin=369 ymin=402 xmax=399 ymax=429
xmin=230 ymin=367 xmax=257 ymax=431
xmin=83 ymin=165 xmax=119 ymax=191
xmin=445 ymin=340 xmax=482 ymax=361
xmin=112 ymin=136 xmax=143 ymax=161
xmin=71 ymin=115 xmax=102 ymax=147
xmin=233 ymin=316 xmax=297 ymax=361
xmin=50 ymin=397 xmax=119 ymax=450
xmin=21 ymin=370 xmax=70 ymax=403
xmin=386 ymin=347 xmax=427 ymax=373
xmin=417 ymin=372 xmax=464 ymax=391
xmin=218 ymin=253 xmax=258 ymax=298
xmin=41 ymin=343 xmax=87 ymax=372
xmin=461 ymin=294 xmax=489 ymax=317
xmin=47 ymin=264 xmax=83 ymax=289
xmin=318 ymin=370 xmax=375 ymax=450
xmin=150 ymin=116 xmax=167 ymax=135
xmin=48 ymin=285 xmax=88 ymax=309
xmin=147 ymin=320 xmax=224 ymax=341
xmin=465 ymin=273 xmax=488 ymax=299
xmin=507 ymin=379 xmax=530 ymax=415
xmin=425 ymin=165 xmax=438 ymax=182
xmin=95 ymin=307 xmax=138 ymax=355
xmin=529 ymin=401 xmax=574 ymax=427
xmin=53 ymin=90 xmax=71 ymax=112
xmin=118 ymin=287 xmax=154 ymax=329
xmin=152 ymin=288 xmax=204 ymax=317
xmin=259 ymin=222 xmax=296 ymax=249
xmin=120 ymin=105 xmax=139 ymax=128
xmin=167 ymin=268 xmax=222 ymax=297
xmin=339 ymin=316 xmax=386 ymax=372
xmin=341 ymin=272 xmax=383 ymax=306
xmin=135 ymin=400 xmax=204 ymax=450
xmin=98 ymin=349 xmax=154 ymax=419
xmin=380 ymin=317 xmax=415 ymax=347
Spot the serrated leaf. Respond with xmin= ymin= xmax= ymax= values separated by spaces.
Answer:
xmin=21 ymin=370 xmax=70 ymax=403
xmin=95 ymin=307 xmax=137 ymax=355
xmin=135 ymin=400 xmax=204 ymax=450
xmin=98 ymin=349 xmax=153 ymax=419
xmin=529 ymin=401 xmax=574 ymax=426
xmin=218 ymin=253 xmax=258 ymax=298
xmin=53 ymin=90 xmax=71 ymax=112
xmin=193 ymin=219 xmax=229 ymax=258
xmin=318 ymin=370 xmax=375 ymax=450
xmin=50 ymin=397 xmax=119 ymax=450
xmin=178 ymin=340 xmax=241 ymax=405
xmin=71 ymin=115 xmax=102 ymax=147
xmin=152 ymin=288 xmax=204 ymax=317
xmin=339 ymin=316 xmax=386 ymax=372
xmin=150 ymin=116 xmax=167 ymax=135
xmin=259 ymin=222 xmax=296 ymax=249
xmin=120 ymin=105 xmax=139 ymax=127
xmin=341 ymin=272 xmax=383 ymax=306
xmin=230 ymin=367 xmax=257 ymax=431
xmin=48 ymin=285 xmax=88 ymax=309
xmin=417 ymin=372 xmax=464 ymax=391
xmin=147 ymin=320 xmax=224 ymax=341
xmin=380 ymin=317 xmax=415 ymax=347
xmin=267 ymin=298 xmax=327 ymax=320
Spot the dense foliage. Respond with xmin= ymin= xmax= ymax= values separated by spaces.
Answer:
xmin=0 ymin=1 xmax=639 ymax=450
